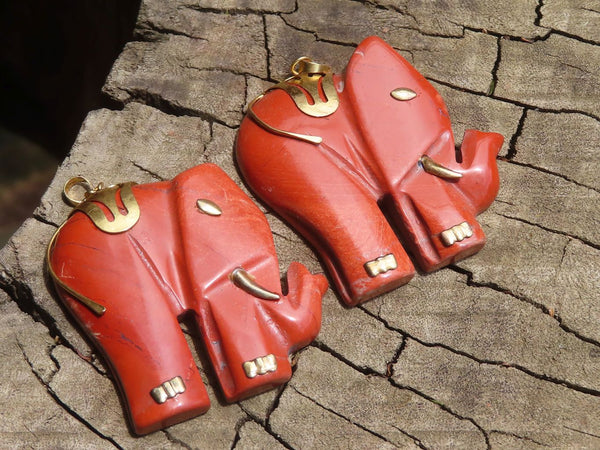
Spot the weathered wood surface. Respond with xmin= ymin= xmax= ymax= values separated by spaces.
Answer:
xmin=1 ymin=1 xmax=599 ymax=448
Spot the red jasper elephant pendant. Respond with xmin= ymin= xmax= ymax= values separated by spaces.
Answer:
xmin=236 ymin=36 xmax=503 ymax=307
xmin=47 ymin=164 xmax=327 ymax=435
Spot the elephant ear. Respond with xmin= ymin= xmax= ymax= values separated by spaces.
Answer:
xmin=343 ymin=36 xmax=456 ymax=188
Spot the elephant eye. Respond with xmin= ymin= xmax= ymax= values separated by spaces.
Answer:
xmin=390 ymin=87 xmax=417 ymax=101
xmin=196 ymin=198 xmax=222 ymax=216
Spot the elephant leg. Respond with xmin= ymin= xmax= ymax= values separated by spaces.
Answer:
xmin=196 ymin=280 xmax=293 ymax=403
xmin=56 ymin=286 xmax=211 ymax=435
xmin=195 ymin=262 xmax=328 ymax=404
xmin=49 ymin=221 xmax=210 ymax=435
xmin=237 ymin=140 xmax=414 ymax=306
xmin=390 ymin=174 xmax=485 ymax=272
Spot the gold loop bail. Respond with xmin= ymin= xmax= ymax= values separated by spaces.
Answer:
xmin=290 ymin=56 xmax=312 ymax=76
xmin=63 ymin=176 xmax=94 ymax=207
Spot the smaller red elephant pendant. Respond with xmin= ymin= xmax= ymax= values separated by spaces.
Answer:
xmin=236 ymin=36 xmax=503 ymax=307
xmin=46 ymin=164 xmax=327 ymax=435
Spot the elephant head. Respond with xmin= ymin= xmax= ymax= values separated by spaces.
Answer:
xmin=47 ymin=163 xmax=327 ymax=434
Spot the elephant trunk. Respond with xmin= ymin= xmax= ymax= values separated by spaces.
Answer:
xmin=457 ymin=129 xmax=504 ymax=213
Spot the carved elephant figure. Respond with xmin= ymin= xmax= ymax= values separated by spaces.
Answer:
xmin=47 ymin=163 xmax=327 ymax=435
xmin=236 ymin=36 xmax=503 ymax=306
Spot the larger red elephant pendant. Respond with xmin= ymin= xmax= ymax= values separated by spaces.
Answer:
xmin=47 ymin=164 xmax=327 ymax=435
xmin=236 ymin=36 xmax=503 ymax=306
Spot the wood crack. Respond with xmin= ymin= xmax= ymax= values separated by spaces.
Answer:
xmin=490 ymin=430 xmax=549 ymax=447
xmin=563 ymin=425 xmax=600 ymax=440
xmin=291 ymin=385 xmax=425 ymax=448
xmin=262 ymin=387 xmax=296 ymax=450
xmin=135 ymin=22 xmax=210 ymax=43
xmin=130 ymin=161 xmax=166 ymax=181
xmin=359 ymin=298 xmax=600 ymax=397
xmin=120 ymin=89 xmax=238 ymax=129
xmin=387 ymin=375 xmax=491 ymax=450
xmin=448 ymin=264 xmax=562 ymax=326
xmin=276 ymin=15 xmax=362 ymax=48
xmin=487 ymin=36 xmax=502 ymax=96
xmin=1 ymin=254 xmax=108 ymax=378
xmin=262 ymin=15 xmax=274 ymax=82
xmin=579 ymin=7 xmax=600 ymax=15
xmin=428 ymin=77 xmax=600 ymax=123
xmin=502 ymin=159 xmax=600 ymax=194
xmin=385 ymin=337 xmax=407 ymax=378
xmin=32 ymin=214 xmax=60 ymax=229
xmin=0 ymin=265 xmax=64 ymax=344
xmin=229 ymin=416 xmax=251 ymax=450
xmin=162 ymin=430 xmax=192 ymax=449
xmin=310 ymin=341 xmax=490 ymax=447
xmin=496 ymin=213 xmax=600 ymax=251
xmin=506 ymin=108 xmax=527 ymax=159
xmin=17 ymin=341 xmax=123 ymax=449
xmin=452 ymin=259 xmax=600 ymax=351
xmin=535 ymin=0 xmax=545 ymax=27
xmin=181 ymin=5 xmax=296 ymax=16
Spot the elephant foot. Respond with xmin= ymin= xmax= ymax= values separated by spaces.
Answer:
xmin=329 ymin=251 xmax=414 ymax=307
xmin=440 ymin=222 xmax=473 ymax=247
xmin=243 ymin=354 xmax=278 ymax=378
xmin=150 ymin=376 xmax=187 ymax=404
xmin=424 ymin=219 xmax=485 ymax=272
xmin=364 ymin=253 xmax=398 ymax=277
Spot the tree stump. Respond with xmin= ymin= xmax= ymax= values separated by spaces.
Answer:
xmin=1 ymin=1 xmax=599 ymax=447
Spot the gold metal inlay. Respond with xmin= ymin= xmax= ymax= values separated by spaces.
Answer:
xmin=63 ymin=176 xmax=140 ymax=234
xmin=391 ymin=88 xmax=417 ymax=101
xmin=196 ymin=199 xmax=222 ymax=216
xmin=46 ymin=176 xmax=141 ymax=316
xmin=420 ymin=156 xmax=462 ymax=180
xmin=364 ymin=254 xmax=398 ymax=277
xmin=247 ymin=96 xmax=323 ymax=145
xmin=246 ymin=56 xmax=340 ymax=144
xmin=150 ymin=376 xmax=186 ymax=404
xmin=243 ymin=354 xmax=277 ymax=379
xmin=440 ymin=222 xmax=473 ymax=246
xmin=47 ymin=223 xmax=107 ymax=316
xmin=230 ymin=268 xmax=280 ymax=301
xmin=275 ymin=57 xmax=339 ymax=117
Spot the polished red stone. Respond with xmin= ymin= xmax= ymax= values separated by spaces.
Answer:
xmin=236 ymin=36 xmax=503 ymax=306
xmin=48 ymin=163 xmax=327 ymax=435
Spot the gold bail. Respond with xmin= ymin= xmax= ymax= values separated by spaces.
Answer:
xmin=63 ymin=176 xmax=95 ymax=207
xmin=290 ymin=56 xmax=313 ymax=76
xmin=63 ymin=176 xmax=141 ymax=234
xmin=278 ymin=55 xmax=339 ymax=117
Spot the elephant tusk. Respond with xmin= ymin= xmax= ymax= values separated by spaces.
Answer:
xmin=420 ymin=155 xmax=462 ymax=180
xmin=230 ymin=267 xmax=281 ymax=301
